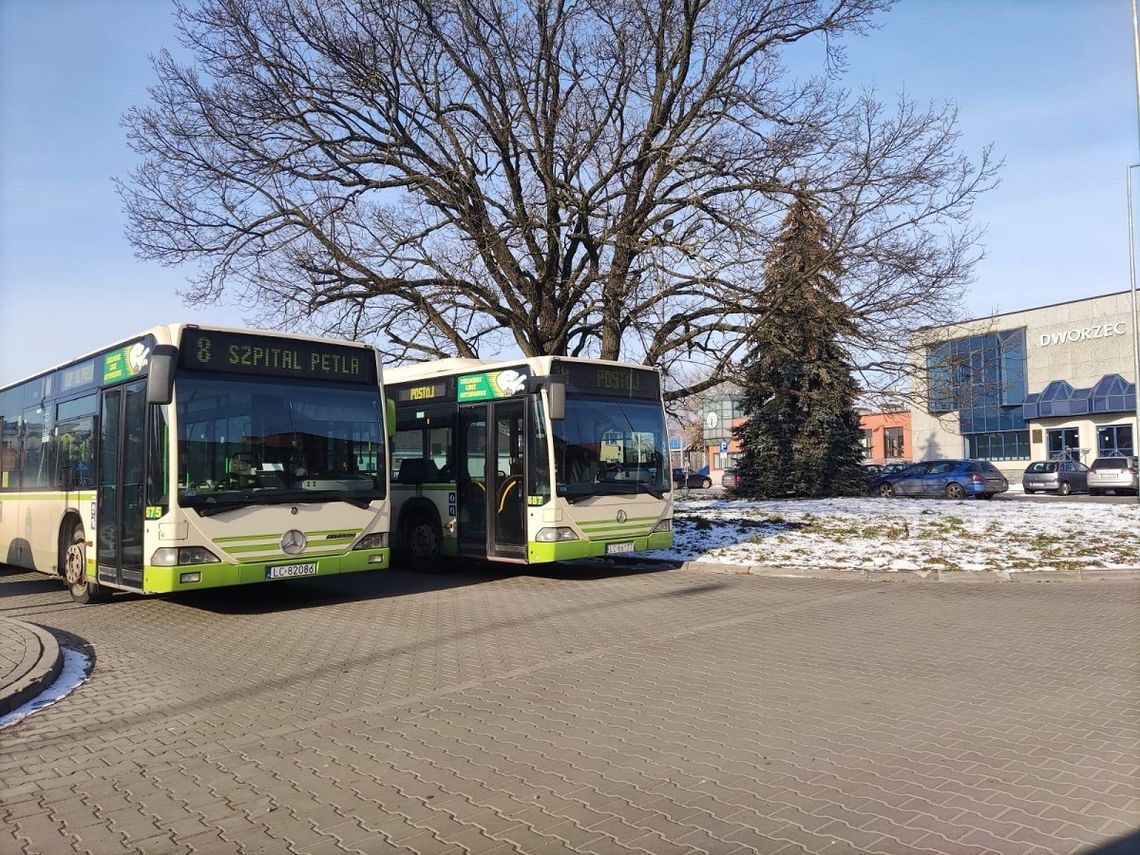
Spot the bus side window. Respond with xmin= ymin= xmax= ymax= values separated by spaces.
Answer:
xmin=56 ymin=417 xmax=96 ymax=489
xmin=0 ymin=413 xmax=16 ymax=491
xmin=21 ymin=406 xmax=49 ymax=490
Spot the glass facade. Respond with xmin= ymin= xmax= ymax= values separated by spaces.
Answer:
xmin=1023 ymin=374 xmax=1137 ymax=419
xmin=926 ymin=328 xmax=1030 ymax=461
xmin=702 ymin=395 xmax=746 ymax=441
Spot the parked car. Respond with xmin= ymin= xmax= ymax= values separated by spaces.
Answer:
xmin=1022 ymin=460 xmax=1089 ymax=495
xmin=721 ymin=468 xmax=759 ymax=494
xmin=1087 ymin=456 xmax=1139 ymax=496
xmin=672 ymin=468 xmax=713 ymax=489
xmin=871 ymin=459 xmax=1008 ymax=500
xmin=862 ymin=462 xmax=910 ymax=480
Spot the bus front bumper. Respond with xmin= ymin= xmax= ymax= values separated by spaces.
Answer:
xmin=527 ymin=532 xmax=673 ymax=563
xmin=141 ymin=548 xmax=391 ymax=594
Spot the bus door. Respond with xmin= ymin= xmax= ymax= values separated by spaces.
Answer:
xmin=457 ymin=399 xmax=526 ymax=559
xmin=489 ymin=399 xmax=526 ymax=559
xmin=96 ymin=380 xmax=146 ymax=589
xmin=456 ymin=406 xmax=487 ymax=556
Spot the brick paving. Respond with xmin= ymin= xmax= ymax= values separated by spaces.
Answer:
xmin=1 ymin=563 xmax=1137 ymax=854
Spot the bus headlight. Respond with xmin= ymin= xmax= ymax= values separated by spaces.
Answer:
xmin=352 ymin=532 xmax=389 ymax=550
xmin=651 ymin=518 xmax=672 ymax=533
xmin=151 ymin=547 xmax=221 ymax=566
xmin=535 ymin=527 xmax=579 ymax=542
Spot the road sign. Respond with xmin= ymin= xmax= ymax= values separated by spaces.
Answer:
xmin=720 ymin=441 xmax=728 ymax=453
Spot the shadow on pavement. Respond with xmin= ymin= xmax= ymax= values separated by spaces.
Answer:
xmin=0 ymin=567 xmax=72 ymax=602
xmin=161 ymin=555 xmax=684 ymax=615
xmin=1086 ymin=829 xmax=1140 ymax=854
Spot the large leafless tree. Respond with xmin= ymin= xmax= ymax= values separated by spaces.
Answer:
xmin=120 ymin=0 xmax=998 ymax=399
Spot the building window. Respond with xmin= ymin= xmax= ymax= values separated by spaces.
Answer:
xmin=1098 ymin=424 xmax=1134 ymax=457
xmin=884 ymin=427 xmax=904 ymax=459
xmin=862 ymin=429 xmax=874 ymax=459
xmin=703 ymin=395 xmax=742 ymax=441
xmin=964 ymin=430 xmax=1030 ymax=461
xmin=1047 ymin=428 xmax=1080 ymax=460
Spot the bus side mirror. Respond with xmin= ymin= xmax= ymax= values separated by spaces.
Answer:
xmin=385 ymin=397 xmax=397 ymax=439
xmin=547 ymin=380 xmax=565 ymax=421
xmin=146 ymin=345 xmax=177 ymax=405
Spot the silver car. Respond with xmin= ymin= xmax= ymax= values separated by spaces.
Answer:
xmin=1087 ymin=456 xmax=1139 ymax=496
xmin=1022 ymin=460 xmax=1089 ymax=496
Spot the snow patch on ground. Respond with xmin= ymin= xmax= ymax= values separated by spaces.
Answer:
xmin=646 ymin=496 xmax=1140 ymax=573
xmin=1 ymin=647 xmax=93 ymax=730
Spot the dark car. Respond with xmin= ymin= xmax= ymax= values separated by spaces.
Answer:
xmin=1022 ymin=460 xmax=1089 ymax=495
xmin=871 ymin=459 xmax=1008 ymax=500
xmin=861 ymin=462 xmax=909 ymax=480
xmin=672 ymin=468 xmax=712 ymax=489
xmin=721 ymin=468 xmax=760 ymax=494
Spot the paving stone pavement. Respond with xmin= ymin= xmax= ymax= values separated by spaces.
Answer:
xmin=1 ymin=562 xmax=1138 ymax=855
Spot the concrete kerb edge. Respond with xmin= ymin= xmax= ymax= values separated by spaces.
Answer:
xmin=683 ymin=561 xmax=1140 ymax=583
xmin=613 ymin=558 xmax=1140 ymax=583
xmin=0 ymin=619 xmax=64 ymax=716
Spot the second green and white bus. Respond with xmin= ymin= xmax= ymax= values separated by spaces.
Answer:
xmin=386 ymin=356 xmax=674 ymax=564
xmin=0 ymin=324 xmax=390 ymax=602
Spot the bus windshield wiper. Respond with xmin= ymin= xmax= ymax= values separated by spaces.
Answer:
xmin=193 ymin=500 xmax=260 ymax=517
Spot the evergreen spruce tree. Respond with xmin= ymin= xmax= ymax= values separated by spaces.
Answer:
xmin=732 ymin=193 xmax=868 ymax=498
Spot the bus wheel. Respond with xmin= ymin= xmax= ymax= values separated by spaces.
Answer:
xmin=64 ymin=527 xmax=110 ymax=604
xmin=404 ymin=514 xmax=441 ymax=568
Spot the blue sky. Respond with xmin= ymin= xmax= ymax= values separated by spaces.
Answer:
xmin=0 ymin=0 xmax=1136 ymax=387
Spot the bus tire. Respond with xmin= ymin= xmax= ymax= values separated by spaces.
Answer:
xmin=404 ymin=512 xmax=442 ymax=569
xmin=63 ymin=524 xmax=110 ymax=604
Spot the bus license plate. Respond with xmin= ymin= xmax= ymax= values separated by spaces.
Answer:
xmin=266 ymin=562 xmax=318 ymax=580
xmin=606 ymin=542 xmax=634 ymax=555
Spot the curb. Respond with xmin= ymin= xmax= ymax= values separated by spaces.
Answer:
xmin=681 ymin=561 xmax=1140 ymax=583
xmin=600 ymin=557 xmax=1140 ymax=584
xmin=0 ymin=618 xmax=64 ymax=717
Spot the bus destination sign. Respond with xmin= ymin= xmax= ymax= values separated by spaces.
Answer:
xmin=552 ymin=361 xmax=660 ymax=399
xmin=179 ymin=330 xmax=377 ymax=384
xmin=396 ymin=381 xmax=449 ymax=403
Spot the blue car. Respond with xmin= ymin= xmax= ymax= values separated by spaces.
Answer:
xmin=871 ymin=459 xmax=1008 ymax=500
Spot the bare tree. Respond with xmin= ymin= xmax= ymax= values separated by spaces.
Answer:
xmin=119 ymin=0 xmax=997 ymax=400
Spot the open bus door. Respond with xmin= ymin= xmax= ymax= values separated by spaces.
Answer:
xmin=96 ymin=380 xmax=147 ymax=589
xmin=457 ymin=400 xmax=526 ymax=560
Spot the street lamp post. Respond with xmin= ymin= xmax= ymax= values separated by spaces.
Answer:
xmin=1130 ymin=0 xmax=1140 ymax=504
xmin=1127 ymin=167 xmax=1140 ymax=507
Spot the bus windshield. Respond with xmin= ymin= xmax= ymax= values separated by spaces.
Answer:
xmin=552 ymin=395 xmax=669 ymax=500
xmin=176 ymin=376 xmax=386 ymax=513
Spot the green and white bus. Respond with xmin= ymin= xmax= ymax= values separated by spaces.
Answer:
xmin=0 ymin=324 xmax=390 ymax=603
xmin=386 ymin=357 xmax=674 ymax=565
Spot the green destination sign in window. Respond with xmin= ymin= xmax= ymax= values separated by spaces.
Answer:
xmin=457 ymin=368 xmax=529 ymax=402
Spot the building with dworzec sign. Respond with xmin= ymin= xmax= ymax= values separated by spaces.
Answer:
xmin=910 ymin=289 xmax=1138 ymax=477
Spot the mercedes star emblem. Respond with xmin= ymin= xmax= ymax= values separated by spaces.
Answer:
xmin=280 ymin=529 xmax=307 ymax=555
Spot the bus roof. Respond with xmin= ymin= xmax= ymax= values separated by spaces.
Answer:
xmin=0 ymin=323 xmax=378 ymax=393
xmin=385 ymin=355 xmax=659 ymax=385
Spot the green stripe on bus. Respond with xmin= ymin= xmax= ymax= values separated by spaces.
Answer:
xmin=580 ymin=526 xmax=653 ymax=536
xmin=214 ymin=528 xmax=360 ymax=544
xmin=0 ymin=492 xmax=96 ymax=500
xmin=234 ymin=550 xmax=347 ymax=563
xmin=577 ymin=515 xmax=659 ymax=528
xmin=222 ymin=543 xmax=354 ymax=555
